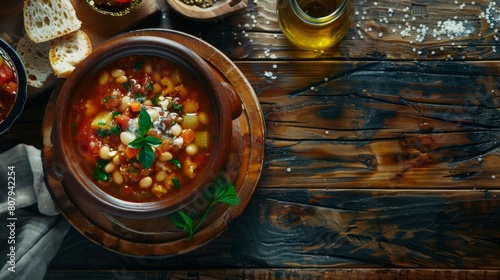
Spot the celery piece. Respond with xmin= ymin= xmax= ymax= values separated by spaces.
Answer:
xmin=182 ymin=114 xmax=199 ymax=130
xmin=194 ymin=131 xmax=210 ymax=149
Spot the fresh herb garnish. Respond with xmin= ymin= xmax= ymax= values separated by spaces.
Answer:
xmin=135 ymin=92 xmax=147 ymax=102
xmin=168 ymin=177 xmax=240 ymax=240
xmin=94 ymin=159 xmax=110 ymax=182
xmin=151 ymin=92 xmax=162 ymax=106
xmin=96 ymin=124 xmax=121 ymax=137
xmin=127 ymin=107 xmax=162 ymax=169
xmin=123 ymin=81 xmax=134 ymax=92
xmin=171 ymin=177 xmax=181 ymax=190
xmin=170 ymin=158 xmax=182 ymax=169
xmin=171 ymin=101 xmax=183 ymax=112
xmin=145 ymin=81 xmax=154 ymax=91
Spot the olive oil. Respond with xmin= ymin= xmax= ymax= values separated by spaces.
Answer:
xmin=277 ymin=0 xmax=353 ymax=51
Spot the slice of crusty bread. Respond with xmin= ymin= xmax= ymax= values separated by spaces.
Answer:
xmin=23 ymin=0 xmax=82 ymax=43
xmin=49 ymin=30 xmax=92 ymax=78
xmin=16 ymin=34 xmax=54 ymax=88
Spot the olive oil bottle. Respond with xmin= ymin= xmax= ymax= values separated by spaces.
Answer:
xmin=277 ymin=0 xmax=353 ymax=51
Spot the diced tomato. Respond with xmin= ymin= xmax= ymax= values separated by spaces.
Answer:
xmin=121 ymin=185 xmax=133 ymax=198
xmin=0 ymin=63 xmax=14 ymax=86
xmin=3 ymin=81 xmax=17 ymax=95
xmin=125 ymin=146 xmax=139 ymax=159
xmin=129 ymin=101 xmax=141 ymax=112
xmin=181 ymin=129 xmax=195 ymax=144
xmin=114 ymin=114 xmax=130 ymax=130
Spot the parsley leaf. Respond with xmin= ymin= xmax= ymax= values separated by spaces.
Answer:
xmin=168 ymin=177 xmax=240 ymax=240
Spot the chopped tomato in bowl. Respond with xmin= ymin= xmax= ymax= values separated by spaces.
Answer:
xmin=0 ymin=39 xmax=27 ymax=135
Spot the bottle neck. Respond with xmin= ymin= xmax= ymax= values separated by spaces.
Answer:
xmin=290 ymin=0 xmax=348 ymax=25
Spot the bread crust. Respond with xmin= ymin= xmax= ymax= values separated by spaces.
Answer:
xmin=49 ymin=30 xmax=92 ymax=78
xmin=23 ymin=0 xmax=82 ymax=43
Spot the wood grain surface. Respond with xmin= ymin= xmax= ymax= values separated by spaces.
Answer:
xmin=1 ymin=0 xmax=500 ymax=279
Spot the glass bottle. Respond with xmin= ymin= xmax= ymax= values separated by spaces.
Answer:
xmin=277 ymin=0 xmax=353 ymax=51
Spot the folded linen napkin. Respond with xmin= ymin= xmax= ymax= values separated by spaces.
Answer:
xmin=0 ymin=144 xmax=69 ymax=280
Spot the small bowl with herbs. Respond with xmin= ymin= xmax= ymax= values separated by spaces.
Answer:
xmin=50 ymin=34 xmax=242 ymax=219
xmin=86 ymin=0 xmax=143 ymax=16
xmin=0 ymin=39 xmax=27 ymax=135
xmin=166 ymin=0 xmax=249 ymax=21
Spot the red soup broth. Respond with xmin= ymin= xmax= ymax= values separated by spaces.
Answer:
xmin=0 ymin=55 xmax=19 ymax=122
xmin=72 ymin=55 xmax=216 ymax=202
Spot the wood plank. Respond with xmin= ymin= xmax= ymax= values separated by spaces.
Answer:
xmin=233 ymin=60 xmax=500 ymax=189
xmin=44 ymin=269 xmax=500 ymax=279
xmin=48 ymin=189 xmax=500 ymax=269
xmin=169 ymin=0 xmax=500 ymax=60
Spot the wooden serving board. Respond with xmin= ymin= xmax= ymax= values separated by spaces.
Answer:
xmin=42 ymin=29 xmax=265 ymax=257
xmin=0 ymin=0 xmax=161 ymax=98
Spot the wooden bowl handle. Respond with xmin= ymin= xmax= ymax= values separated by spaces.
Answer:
xmin=221 ymin=82 xmax=243 ymax=120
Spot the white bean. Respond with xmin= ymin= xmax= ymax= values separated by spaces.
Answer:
xmin=147 ymin=108 xmax=160 ymax=121
xmin=139 ymin=176 xmax=153 ymax=189
xmin=116 ymin=75 xmax=128 ymax=83
xmin=159 ymin=151 xmax=173 ymax=161
xmin=170 ymin=123 xmax=182 ymax=136
xmin=120 ymin=131 xmax=136 ymax=145
xmin=104 ymin=162 xmax=116 ymax=173
xmin=112 ymin=171 xmax=123 ymax=185
xmin=111 ymin=69 xmax=125 ymax=78
xmin=99 ymin=146 xmax=111 ymax=160
xmin=155 ymin=170 xmax=166 ymax=182
xmin=99 ymin=71 xmax=109 ymax=85
xmin=112 ymin=154 xmax=121 ymax=165
xmin=173 ymin=137 xmax=183 ymax=147
xmin=185 ymin=143 xmax=198 ymax=155
xmin=144 ymin=64 xmax=153 ymax=74
xmin=119 ymin=96 xmax=131 ymax=112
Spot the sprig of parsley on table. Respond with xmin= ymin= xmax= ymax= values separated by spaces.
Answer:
xmin=169 ymin=177 xmax=240 ymax=240
xmin=127 ymin=107 xmax=162 ymax=169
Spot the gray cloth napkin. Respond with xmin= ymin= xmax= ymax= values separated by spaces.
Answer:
xmin=0 ymin=144 xmax=69 ymax=280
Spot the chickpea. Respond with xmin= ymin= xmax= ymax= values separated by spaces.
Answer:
xmin=113 ymin=171 xmax=123 ymax=185
xmin=170 ymin=123 xmax=182 ymax=136
xmin=139 ymin=176 xmax=153 ymax=189
xmin=186 ymin=143 xmax=198 ymax=155
xmin=143 ymin=99 xmax=153 ymax=106
xmin=144 ymin=64 xmax=153 ymax=74
xmin=99 ymin=146 xmax=111 ymax=160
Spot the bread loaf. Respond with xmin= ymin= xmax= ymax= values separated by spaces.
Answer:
xmin=23 ymin=0 xmax=82 ymax=43
xmin=50 ymin=30 xmax=92 ymax=78
xmin=16 ymin=34 xmax=54 ymax=88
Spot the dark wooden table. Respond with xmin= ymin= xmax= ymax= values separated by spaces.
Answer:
xmin=2 ymin=0 xmax=500 ymax=279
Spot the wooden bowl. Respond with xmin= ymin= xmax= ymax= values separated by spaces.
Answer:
xmin=166 ymin=0 xmax=249 ymax=21
xmin=51 ymin=35 xmax=242 ymax=219
xmin=0 ymin=39 xmax=27 ymax=135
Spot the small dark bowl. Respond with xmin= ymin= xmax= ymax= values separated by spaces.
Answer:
xmin=85 ymin=0 xmax=143 ymax=16
xmin=0 ymin=39 xmax=27 ymax=135
xmin=51 ymin=35 xmax=242 ymax=219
